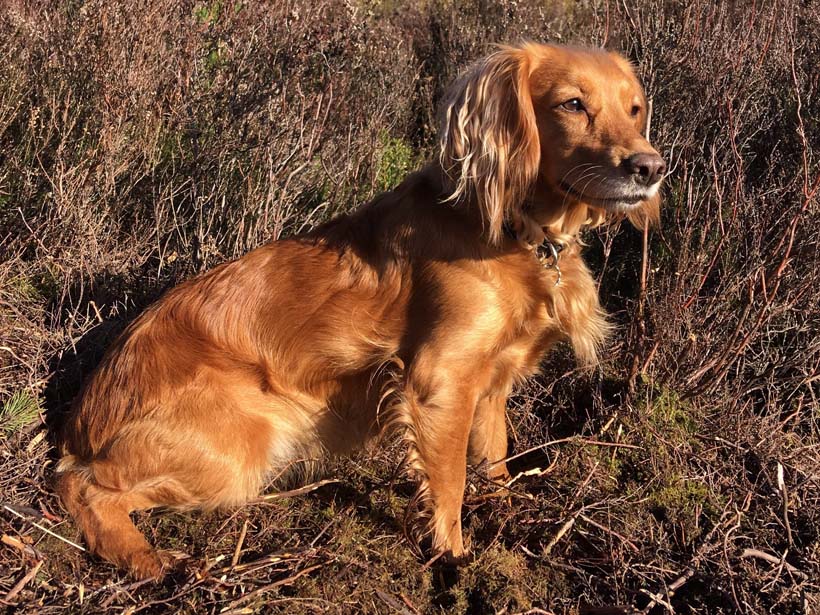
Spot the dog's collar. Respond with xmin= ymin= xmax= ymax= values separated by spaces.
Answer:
xmin=502 ymin=220 xmax=565 ymax=286
xmin=536 ymin=240 xmax=564 ymax=286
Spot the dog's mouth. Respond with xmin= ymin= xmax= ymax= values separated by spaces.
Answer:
xmin=558 ymin=180 xmax=649 ymax=211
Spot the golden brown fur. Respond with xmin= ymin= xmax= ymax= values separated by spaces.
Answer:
xmin=56 ymin=43 xmax=665 ymax=579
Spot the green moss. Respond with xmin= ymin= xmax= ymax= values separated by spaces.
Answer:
xmin=648 ymin=476 xmax=722 ymax=544
xmin=651 ymin=479 xmax=707 ymax=512
xmin=446 ymin=545 xmax=533 ymax=613
xmin=375 ymin=134 xmax=419 ymax=193
xmin=203 ymin=40 xmax=229 ymax=75
xmin=633 ymin=385 xmax=698 ymax=443
xmin=7 ymin=266 xmax=60 ymax=304
xmin=9 ymin=275 xmax=41 ymax=303
xmin=193 ymin=0 xmax=223 ymax=25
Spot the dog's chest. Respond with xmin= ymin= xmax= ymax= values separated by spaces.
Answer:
xmin=483 ymin=262 xmax=556 ymax=381
xmin=495 ymin=251 xmax=604 ymax=380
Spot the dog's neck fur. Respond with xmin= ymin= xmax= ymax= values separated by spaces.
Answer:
xmin=527 ymin=181 xmax=606 ymax=246
xmin=432 ymin=163 xmax=598 ymax=254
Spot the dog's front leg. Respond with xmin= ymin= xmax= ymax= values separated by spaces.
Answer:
xmin=404 ymin=377 xmax=478 ymax=562
xmin=468 ymin=391 xmax=511 ymax=481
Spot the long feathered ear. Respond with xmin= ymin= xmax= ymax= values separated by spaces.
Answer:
xmin=439 ymin=46 xmax=541 ymax=246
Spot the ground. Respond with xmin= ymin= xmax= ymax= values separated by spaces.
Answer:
xmin=1 ymin=0 xmax=819 ymax=613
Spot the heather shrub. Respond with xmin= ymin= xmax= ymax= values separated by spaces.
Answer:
xmin=1 ymin=1 xmax=817 ymax=612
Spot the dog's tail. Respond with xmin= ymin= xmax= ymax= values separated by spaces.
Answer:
xmin=55 ymin=457 xmax=164 ymax=579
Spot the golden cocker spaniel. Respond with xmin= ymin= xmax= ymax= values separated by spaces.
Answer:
xmin=57 ymin=42 xmax=665 ymax=578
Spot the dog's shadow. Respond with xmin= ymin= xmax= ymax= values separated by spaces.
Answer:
xmin=42 ymin=270 xmax=176 ymax=448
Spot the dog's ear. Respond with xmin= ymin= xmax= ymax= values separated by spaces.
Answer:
xmin=439 ymin=46 xmax=540 ymax=246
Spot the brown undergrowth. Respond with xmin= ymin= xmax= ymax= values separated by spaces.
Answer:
xmin=1 ymin=0 xmax=818 ymax=613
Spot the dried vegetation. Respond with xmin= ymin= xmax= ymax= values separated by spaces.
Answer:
xmin=1 ymin=0 xmax=818 ymax=613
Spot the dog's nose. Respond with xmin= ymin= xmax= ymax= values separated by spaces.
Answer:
xmin=624 ymin=153 xmax=666 ymax=185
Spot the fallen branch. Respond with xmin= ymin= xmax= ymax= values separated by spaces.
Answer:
xmin=640 ymin=567 xmax=696 ymax=614
xmin=375 ymin=589 xmax=415 ymax=615
xmin=639 ymin=506 xmax=743 ymax=614
xmin=579 ymin=514 xmax=640 ymax=553
xmin=740 ymin=548 xmax=808 ymax=580
xmin=250 ymin=478 xmax=340 ymax=503
xmin=543 ymin=515 xmax=578 ymax=556
xmin=3 ymin=560 xmax=43 ymax=603
xmin=467 ymin=467 xmax=535 ymax=502
xmin=2 ymin=534 xmax=42 ymax=560
xmin=219 ymin=561 xmax=328 ymax=613
xmin=2 ymin=504 xmax=86 ymax=552
xmin=215 ymin=549 xmax=314 ymax=575
xmin=488 ymin=438 xmax=641 ymax=472
xmin=230 ymin=519 xmax=249 ymax=569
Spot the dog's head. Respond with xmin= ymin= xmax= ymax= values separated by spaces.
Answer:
xmin=440 ymin=43 xmax=665 ymax=245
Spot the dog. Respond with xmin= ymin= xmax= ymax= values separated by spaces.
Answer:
xmin=56 ymin=42 xmax=665 ymax=579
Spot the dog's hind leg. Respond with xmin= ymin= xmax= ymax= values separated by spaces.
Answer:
xmin=55 ymin=468 xmax=166 ymax=579
xmin=56 ymin=384 xmax=283 ymax=578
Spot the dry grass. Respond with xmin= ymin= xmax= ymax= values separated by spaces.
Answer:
xmin=1 ymin=0 xmax=819 ymax=613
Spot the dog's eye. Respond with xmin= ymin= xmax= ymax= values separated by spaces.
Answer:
xmin=631 ymin=105 xmax=641 ymax=117
xmin=561 ymin=98 xmax=585 ymax=112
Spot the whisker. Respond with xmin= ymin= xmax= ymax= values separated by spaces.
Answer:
xmin=561 ymin=166 xmax=603 ymax=209
xmin=558 ymin=163 xmax=597 ymax=189
xmin=578 ymin=173 xmax=603 ymax=202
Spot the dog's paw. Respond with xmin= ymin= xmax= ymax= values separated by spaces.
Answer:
xmin=127 ymin=549 xmax=165 ymax=581
xmin=128 ymin=549 xmax=189 ymax=580
xmin=440 ymin=548 xmax=473 ymax=567
xmin=473 ymin=458 xmax=511 ymax=483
